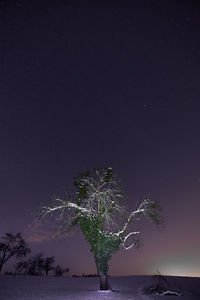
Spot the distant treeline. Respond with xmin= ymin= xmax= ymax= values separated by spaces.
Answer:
xmin=73 ymin=274 xmax=99 ymax=277
xmin=0 ymin=232 xmax=69 ymax=277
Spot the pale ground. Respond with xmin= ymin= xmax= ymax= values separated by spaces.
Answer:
xmin=0 ymin=275 xmax=199 ymax=300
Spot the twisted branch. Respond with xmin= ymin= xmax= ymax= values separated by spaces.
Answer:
xmin=122 ymin=231 xmax=141 ymax=250
xmin=116 ymin=198 xmax=162 ymax=237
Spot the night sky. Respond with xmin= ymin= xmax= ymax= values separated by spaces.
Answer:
xmin=1 ymin=1 xmax=200 ymax=277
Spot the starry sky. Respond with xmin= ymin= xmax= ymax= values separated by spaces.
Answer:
xmin=1 ymin=1 xmax=200 ymax=277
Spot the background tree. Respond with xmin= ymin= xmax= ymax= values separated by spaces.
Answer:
xmin=15 ymin=254 xmax=55 ymax=276
xmin=40 ymin=167 xmax=163 ymax=290
xmin=44 ymin=256 xmax=55 ymax=276
xmin=26 ymin=253 xmax=44 ymax=276
xmin=0 ymin=233 xmax=30 ymax=273
xmin=54 ymin=265 xmax=69 ymax=277
xmin=14 ymin=260 xmax=29 ymax=276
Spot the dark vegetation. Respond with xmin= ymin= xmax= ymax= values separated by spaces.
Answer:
xmin=72 ymin=273 xmax=98 ymax=277
xmin=54 ymin=265 xmax=69 ymax=277
xmin=0 ymin=232 xmax=69 ymax=277
xmin=143 ymin=271 xmax=183 ymax=296
xmin=0 ymin=233 xmax=30 ymax=273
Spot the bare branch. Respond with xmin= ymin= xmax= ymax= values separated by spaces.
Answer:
xmin=116 ymin=208 xmax=144 ymax=236
xmin=122 ymin=231 xmax=141 ymax=250
xmin=116 ymin=198 xmax=162 ymax=237
xmin=41 ymin=200 xmax=92 ymax=217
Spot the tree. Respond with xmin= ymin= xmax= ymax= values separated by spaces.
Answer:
xmin=40 ymin=167 xmax=163 ymax=290
xmin=14 ymin=260 xmax=29 ymax=276
xmin=26 ymin=253 xmax=44 ymax=276
xmin=0 ymin=233 xmax=30 ymax=273
xmin=54 ymin=265 xmax=69 ymax=277
xmin=15 ymin=254 xmax=55 ymax=276
xmin=44 ymin=256 xmax=55 ymax=276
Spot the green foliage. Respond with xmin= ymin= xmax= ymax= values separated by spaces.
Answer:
xmin=73 ymin=167 xmax=127 ymax=231
xmin=102 ymin=167 xmax=113 ymax=182
xmin=74 ymin=171 xmax=90 ymax=204
xmin=80 ymin=215 xmax=121 ymax=275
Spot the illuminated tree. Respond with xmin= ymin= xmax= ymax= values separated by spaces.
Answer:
xmin=40 ymin=167 xmax=162 ymax=290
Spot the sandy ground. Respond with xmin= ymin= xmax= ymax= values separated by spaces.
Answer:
xmin=0 ymin=275 xmax=199 ymax=300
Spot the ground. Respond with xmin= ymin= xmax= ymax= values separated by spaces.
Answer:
xmin=0 ymin=275 xmax=199 ymax=300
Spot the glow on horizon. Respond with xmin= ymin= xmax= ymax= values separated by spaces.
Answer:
xmin=156 ymin=269 xmax=200 ymax=278
xmin=147 ymin=251 xmax=200 ymax=278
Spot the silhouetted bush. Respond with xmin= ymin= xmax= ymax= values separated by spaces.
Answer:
xmin=54 ymin=265 xmax=69 ymax=277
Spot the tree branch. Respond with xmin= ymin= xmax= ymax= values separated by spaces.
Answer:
xmin=116 ymin=198 xmax=162 ymax=237
xmin=116 ymin=207 xmax=144 ymax=236
xmin=121 ymin=231 xmax=140 ymax=250
xmin=41 ymin=200 xmax=92 ymax=216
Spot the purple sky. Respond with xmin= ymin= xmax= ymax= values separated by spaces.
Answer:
xmin=1 ymin=1 xmax=200 ymax=277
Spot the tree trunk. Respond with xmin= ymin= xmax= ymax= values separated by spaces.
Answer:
xmin=95 ymin=257 xmax=111 ymax=290
xmin=0 ymin=252 xmax=6 ymax=273
xmin=0 ymin=262 xmax=3 ymax=273
xmin=99 ymin=272 xmax=110 ymax=290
